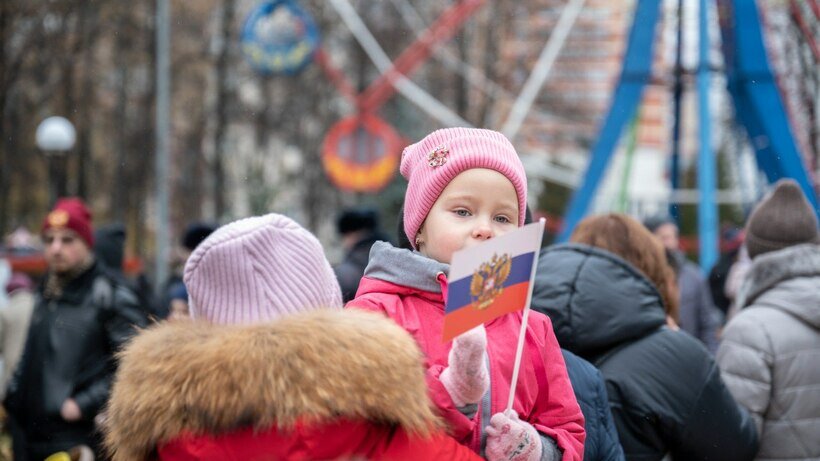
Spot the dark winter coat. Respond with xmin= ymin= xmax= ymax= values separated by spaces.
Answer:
xmin=4 ymin=262 xmax=146 ymax=457
xmin=562 ymin=350 xmax=624 ymax=461
xmin=334 ymin=233 xmax=387 ymax=302
xmin=533 ymin=244 xmax=758 ymax=461
xmin=672 ymin=252 xmax=721 ymax=353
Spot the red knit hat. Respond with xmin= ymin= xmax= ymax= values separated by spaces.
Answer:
xmin=42 ymin=197 xmax=94 ymax=247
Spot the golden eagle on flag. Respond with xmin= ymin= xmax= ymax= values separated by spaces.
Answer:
xmin=470 ymin=253 xmax=511 ymax=309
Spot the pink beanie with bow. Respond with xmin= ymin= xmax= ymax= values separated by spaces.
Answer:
xmin=184 ymin=213 xmax=342 ymax=325
xmin=400 ymin=128 xmax=528 ymax=248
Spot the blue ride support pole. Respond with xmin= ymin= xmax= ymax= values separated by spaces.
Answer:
xmin=669 ymin=0 xmax=684 ymax=221
xmin=697 ymin=0 xmax=718 ymax=271
xmin=558 ymin=0 xmax=661 ymax=241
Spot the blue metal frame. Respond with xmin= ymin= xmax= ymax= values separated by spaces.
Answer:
xmin=718 ymin=0 xmax=819 ymax=213
xmin=697 ymin=0 xmax=718 ymax=271
xmin=669 ymin=0 xmax=684 ymax=222
xmin=558 ymin=0 xmax=662 ymax=241
xmin=559 ymin=0 xmax=818 ymax=255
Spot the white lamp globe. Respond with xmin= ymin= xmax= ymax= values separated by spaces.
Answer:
xmin=36 ymin=116 xmax=76 ymax=153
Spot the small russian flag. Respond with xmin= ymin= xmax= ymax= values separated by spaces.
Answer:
xmin=442 ymin=220 xmax=545 ymax=342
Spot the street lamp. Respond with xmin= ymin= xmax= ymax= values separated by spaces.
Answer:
xmin=36 ymin=116 xmax=76 ymax=206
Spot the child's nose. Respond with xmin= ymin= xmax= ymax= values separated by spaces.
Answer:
xmin=471 ymin=222 xmax=494 ymax=240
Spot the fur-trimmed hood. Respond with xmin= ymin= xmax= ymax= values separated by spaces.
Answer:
xmin=104 ymin=309 xmax=439 ymax=461
xmin=736 ymin=243 xmax=820 ymax=326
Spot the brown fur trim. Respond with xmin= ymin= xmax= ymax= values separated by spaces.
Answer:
xmin=104 ymin=309 xmax=439 ymax=461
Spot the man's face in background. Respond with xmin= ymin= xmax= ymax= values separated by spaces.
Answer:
xmin=43 ymin=228 xmax=91 ymax=274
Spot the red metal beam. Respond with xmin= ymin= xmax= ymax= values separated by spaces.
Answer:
xmin=358 ymin=0 xmax=485 ymax=112
xmin=314 ymin=48 xmax=359 ymax=103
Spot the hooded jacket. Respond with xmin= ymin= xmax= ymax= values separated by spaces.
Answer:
xmin=350 ymin=242 xmax=585 ymax=460
xmin=532 ymin=244 xmax=758 ymax=461
xmin=104 ymin=308 xmax=482 ymax=461
xmin=717 ymin=244 xmax=820 ymax=461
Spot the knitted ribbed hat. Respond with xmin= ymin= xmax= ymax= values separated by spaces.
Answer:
xmin=745 ymin=179 xmax=819 ymax=259
xmin=400 ymin=128 xmax=527 ymax=248
xmin=41 ymin=197 xmax=94 ymax=247
xmin=184 ymin=213 xmax=342 ymax=325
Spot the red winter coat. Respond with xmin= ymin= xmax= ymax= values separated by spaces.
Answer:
xmin=158 ymin=419 xmax=480 ymax=461
xmin=103 ymin=310 xmax=482 ymax=461
xmin=349 ymin=242 xmax=585 ymax=460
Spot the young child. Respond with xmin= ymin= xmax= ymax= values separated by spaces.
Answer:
xmin=103 ymin=214 xmax=482 ymax=461
xmin=349 ymin=128 xmax=585 ymax=461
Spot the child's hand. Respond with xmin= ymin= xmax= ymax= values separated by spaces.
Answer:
xmin=440 ymin=325 xmax=489 ymax=407
xmin=485 ymin=410 xmax=544 ymax=461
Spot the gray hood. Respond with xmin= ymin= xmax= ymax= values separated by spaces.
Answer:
xmin=736 ymin=243 xmax=820 ymax=328
xmin=362 ymin=241 xmax=449 ymax=293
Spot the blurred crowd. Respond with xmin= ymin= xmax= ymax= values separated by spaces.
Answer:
xmin=0 ymin=131 xmax=818 ymax=461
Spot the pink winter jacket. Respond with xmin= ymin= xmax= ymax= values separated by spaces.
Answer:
xmin=348 ymin=242 xmax=585 ymax=461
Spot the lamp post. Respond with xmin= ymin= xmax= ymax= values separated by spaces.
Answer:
xmin=36 ymin=116 xmax=76 ymax=206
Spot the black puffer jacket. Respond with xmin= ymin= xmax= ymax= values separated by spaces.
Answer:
xmin=533 ymin=244 xmax=757 ymax=461
xmin=334 ymin=233 xmax=388 ymax=302
xmin=4 ymin=262 xmax=146 ymax=455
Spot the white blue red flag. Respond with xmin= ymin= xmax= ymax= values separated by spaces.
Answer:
xmin=442 ymin=220 xmax=545 ymax=341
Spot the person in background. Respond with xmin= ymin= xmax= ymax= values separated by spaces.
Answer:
xmin=334 ymin=207 xmax=389 ymax=302
xmin=707 ymin=226 xmax=744 ymax=318
xmin=103 ymin=213 xmax=482 ymax=461
xmin=533 ymin=213 xmax=758 ymax=461
xmin=0 ymin=258 xmax=34 ymax=399
xmin=717 ymin=179 xmax=820 ymax=461
xmin=3 ymin=198 xmax=146 ymax=460
xmin=644 ymin=215 xmax=721 ymax=352
xmin=94 ymin=223 xmax=160 ymax=321
xmin=163 ymin=222 xmax=216 ymax=320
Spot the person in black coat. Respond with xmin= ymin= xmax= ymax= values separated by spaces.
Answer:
xmin=562 ymin=350 xmax=625 ymax=461
xmin=334 ymin=208 xmax=389 ymax=302
xmin=532 ymin=214 xmax=757 ymax=461
xmin=4 ymin=199 xmax=147 ymax=461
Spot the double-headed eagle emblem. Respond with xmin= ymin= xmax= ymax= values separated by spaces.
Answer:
xmin=47 ymin=210 xmax=70 ymax=228
xmin=470 ymin=253 xmax=512 ymax=310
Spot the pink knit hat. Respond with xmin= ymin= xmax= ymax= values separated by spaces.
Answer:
xmin=184 ymin=213 xmax=342 ymax=325
xmin=400 ymin=128 xmax=527 ymax=248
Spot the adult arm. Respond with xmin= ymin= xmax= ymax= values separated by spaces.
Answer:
xmin=672 ymin=359 xmax=759 ymax=461
xmin=74 ymin=284 xmax=147 ymax=417
xmin=716 ymin=313 xmax=772 ymax=435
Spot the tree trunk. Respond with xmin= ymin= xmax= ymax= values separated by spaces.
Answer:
xmin=212 ymin=0 xmax=235 ymax=220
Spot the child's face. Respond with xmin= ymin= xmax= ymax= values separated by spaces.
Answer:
xmin=417 ymin=168 xmax=519 ymax=264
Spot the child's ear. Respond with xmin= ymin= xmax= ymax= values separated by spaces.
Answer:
xmin=414 ymin=234 xmax=424 ymax=247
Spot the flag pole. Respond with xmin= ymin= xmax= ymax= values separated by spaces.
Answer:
xmin=507 ymin=218 xmax=546 ymax=412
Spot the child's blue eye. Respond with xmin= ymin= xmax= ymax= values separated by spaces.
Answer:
xmin=454 ymin=209 xmax=470 ymax=217
xmin=495 ymin=215 xmax=512 ymax=224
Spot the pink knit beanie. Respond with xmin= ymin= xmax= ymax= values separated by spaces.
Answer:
xmin=184 ymin=213 xmax=342 ymax=325
xmin=400 ymin=128 xmax=527 ymax=248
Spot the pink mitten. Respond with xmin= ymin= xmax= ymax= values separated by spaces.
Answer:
xmin=440 ymin=325 xmax=489 ymax=407
xmin=485 ymin=411 xmax=543 ymax=461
